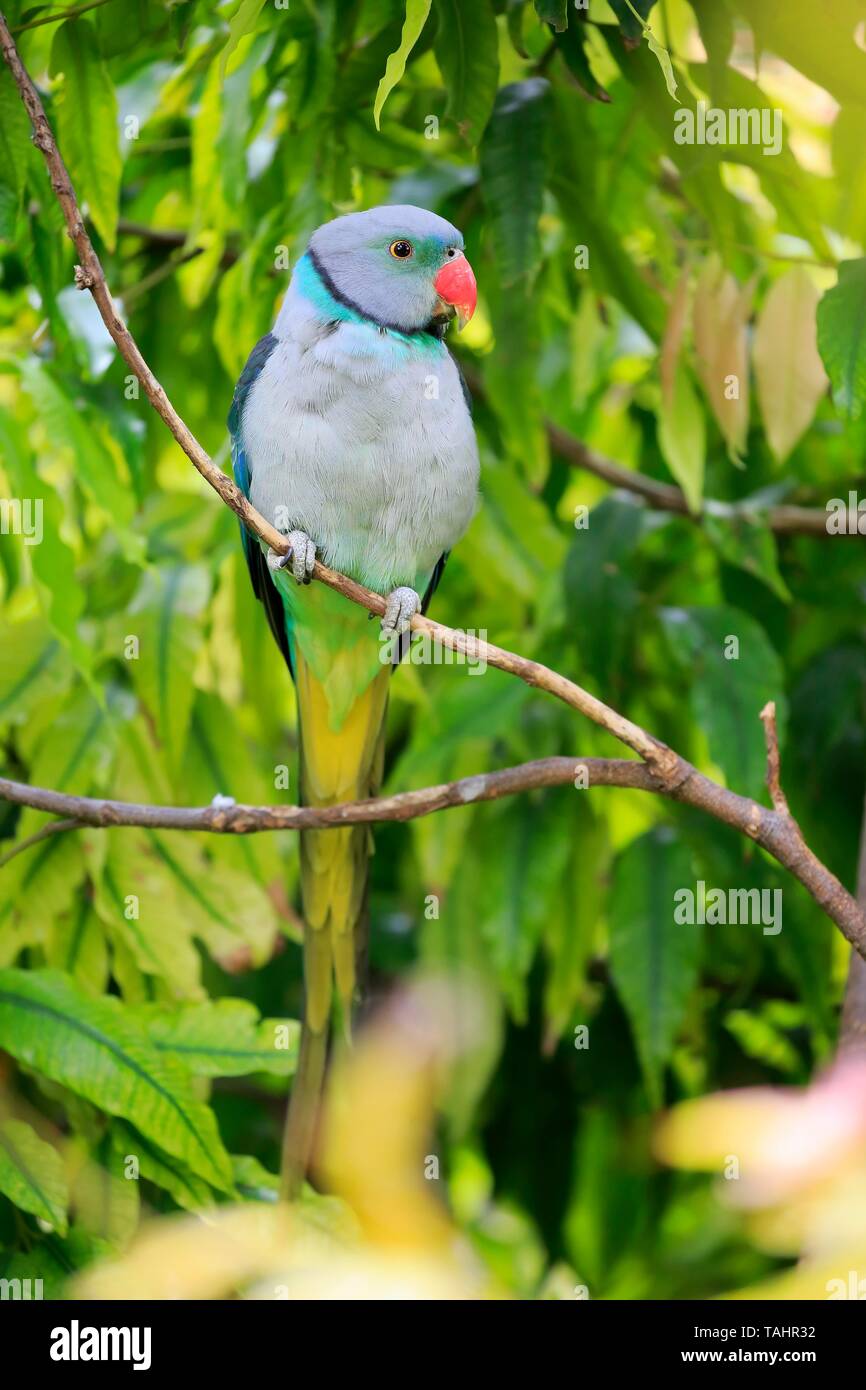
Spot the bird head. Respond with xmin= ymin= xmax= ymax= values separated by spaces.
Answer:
xmin=304 ymin=205 xmax=477 ymax=336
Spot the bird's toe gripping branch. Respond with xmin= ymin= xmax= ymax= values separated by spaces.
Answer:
xmin=267 ymin=529 xmax=317 ymax=585
xmin=381 ymin=585 xmax=420 ymax=636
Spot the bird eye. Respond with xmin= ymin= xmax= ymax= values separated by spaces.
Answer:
xmin=388 ymin=240 xmax=414 ymax=259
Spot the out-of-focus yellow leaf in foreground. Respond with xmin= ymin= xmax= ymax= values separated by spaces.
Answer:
xmin=73 ymin=978 xmax=505 ymax=1300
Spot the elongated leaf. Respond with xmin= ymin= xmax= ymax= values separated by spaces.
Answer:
xmin=0 ymin=969 xmax=233 ymax=1191
xmin=373 ymin=0 xmax=433 ymax=129
xmin=480 ymin=79 xmax=550 ymax=286
xmin=50 ymin=19 xmax=121 ymax=250
xmin=661 ymin=606 xmax=787 ymax=800
xmin=131 ymin=1000 xmax=299 ymax=1077
xmin=534 ymin=0 xmax=568 ymax=31
xmin=433 ymin=0 xmax=499 ymax=145
xmin=817 ymin=258 xmax=866 ymax=421
xmin=110 ymin=1121 xmax=213 ymax=1213
xmin=609 ymin=828 xmax=698 ymax=1106
xmin=0 ymin=67 xmax=32 ymax=239
xmin=0 ymin=1118 xmax=68 ymax=1233
xmin=220 ymin=0 xmax=267 ymax=78
xmin=658 ymin=362 xmax=705 ymax=514
xmin=754 ymin=268 xmax=828 ymax=460
xmin=692 ymin=256 xmax=753 ymax=461
xmin=0 ymin=620 xmax=67 ymax=726
xmin=127 ymin=565 xmax=210 ymax=775
xmin=703 ymin=512 xmax=790 ymax=604
xmin=18 ymin=361 xmax=141 ymax=560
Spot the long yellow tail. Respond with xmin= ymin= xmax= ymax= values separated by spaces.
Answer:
xmin=281 ymin=650 xmax=389 ymax=1197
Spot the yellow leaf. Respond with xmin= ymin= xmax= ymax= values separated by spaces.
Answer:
xmin=692 ymin=256 xmax=754 ymax=463
xmin=753 ymin=267 xmax=828 ymax=462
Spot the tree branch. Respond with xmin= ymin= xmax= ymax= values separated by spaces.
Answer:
xmin=2 ymin=15 xmax=865 ymax=964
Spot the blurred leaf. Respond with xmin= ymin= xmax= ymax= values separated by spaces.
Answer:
xmin=0 ymin=1118 xmax=68 ymax=1233
xmin=433 ymin=0 xmax=499 ymax=145
xmin=609 ymin=827 xmax=698 ymax=1106
xmin=373 ymin=0 xmax=433 ymax=129
xmin=658 ymin=362 xmax=705 ymax=514
xmin=692 ymin=255 xmax=753 ymax=462
xmin=127 ymin=565 xmax=210 ymax=776
xmin=480 ymin=79 xmax=550 ymax=287
xmin=564 ymin=495 xmax=643 ymax=691
xmin=817 ymin=258 xmax=866 ymax=421
xmin=220 ymin=0 xmax=267 ymax=78
xmin=703 ymin=512 xmax=790 ymax=603
xmin=0 ymin=67 xmax=31 ymax=239
xmin=662 ymin=605 xmax=787 ymax=800
xmin=534 ymin=0 xmax=567 ymax=30
xmin=754 ymin=268 xmax=828 ymax=461
xmin=50 ymin=19 xmax=121 ymax=251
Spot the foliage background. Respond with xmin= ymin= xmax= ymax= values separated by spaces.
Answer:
xmin=1 ymin=0 xmax=865 ymax=1299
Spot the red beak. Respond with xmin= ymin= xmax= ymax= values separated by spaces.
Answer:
xmin=433 ymin=255 xmax=477 ymax=331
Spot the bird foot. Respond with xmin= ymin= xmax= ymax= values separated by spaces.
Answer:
xmin=381 ymin=585 xmax=420 ymax=636
xmin=267 ymin=530 xmax=317 ymax=585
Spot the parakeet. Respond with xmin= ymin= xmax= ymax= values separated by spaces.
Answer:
xmin=229 ymin=205 xmax=479 ymax=1195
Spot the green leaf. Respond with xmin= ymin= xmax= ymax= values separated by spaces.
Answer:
xmin=657 ymin=363 xmax=705 ymax=514
xmin=220 ymin=0 xmax=267 ymax=78
xmin=131 ymin=1000 xmax=299 ymax=1077
xmin=433 ymin=0 xmax=499 ymax=145
xmin=703 ymin=512 xmax=791 ymax=603
xmin=50 ymin=19 xmax=121 ymax=251
xmin=475 ymin=794 xmax=573 ymax=1021
xmin=644 ymin=26 xmax=678 ymax=100
xmin=0 ymin=969 xmax=233 ymax=1192
xmin=534 ymin=0 xmax=568 ymax=31
xmin=0 ymin=620 xmax=66 ymax=727
xmin=373 ymin=0 xmax=433 ymax=130
xmin=609 ymin=0 xmax=657 ymax=43
xmin=0 ymin=1118 xmax=68 ymax=1233
xmin=127 ymin=565 xmax=211 ymax=776
xmin=0 ymin=404 xmax=89 ymax=670
xmin=661 ymin=606 xmax=788 ymax=800
xmin=0 ymin=67 xmax=32 ymax=240
xmin=609 ymin=828 xmax=699 ymax=1106
xmin=110 ymin=1121 xmax=213 ymax=1213
xmin=816 ymin=258 xmax=866 ymax=420
xmin=18 ymin=361 xmax=142 ymax=562
xmin=555 ymin=20 xmax=610 ymax=102
xmin=480 ymin=79 xmax=550 ymax=286
xmin=563 ymin=496 xmax=643 ymax=690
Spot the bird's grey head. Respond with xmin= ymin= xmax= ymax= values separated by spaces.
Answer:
xmin=302 ymin=204 xmax=477 ymax=335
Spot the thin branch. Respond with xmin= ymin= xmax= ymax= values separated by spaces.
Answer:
xmin=2 ymin=16 xmax=865 ymax=964
xmin=0 ymin=816 xmax=80 ymax=868
xmin=840 ymin=788 xmax=866 ymax=1056
xmin=2 ymin=739 xmax=865 ymax=959
xmin=11 ymin=0 xmax=114 ymax=33
xmin=760 ymin=701 xmax=790 ymax=816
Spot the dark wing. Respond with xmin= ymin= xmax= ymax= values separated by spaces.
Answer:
xmin=414 ymin=350 xmax=473 ymax=619
xmin=228 ymin=332 xmax=294 ymax=672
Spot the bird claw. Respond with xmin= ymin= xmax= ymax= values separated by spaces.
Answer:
xmin=381 ymin=585 xmax=420 ymax=636
xmin=267 ymin=530 xmax=317 ymax=585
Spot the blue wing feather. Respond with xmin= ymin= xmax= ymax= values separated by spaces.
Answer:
xmin=228 ymin=332 xmax=296 ymax=674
